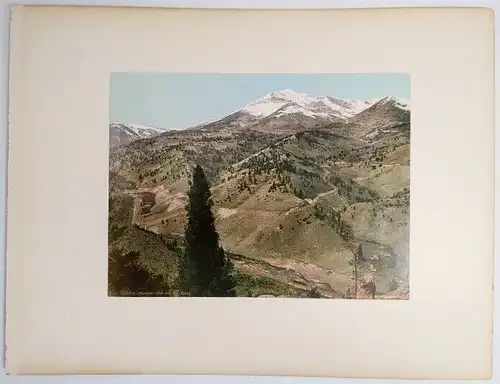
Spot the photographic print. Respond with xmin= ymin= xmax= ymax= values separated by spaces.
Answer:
xmin=108 ymin=73 xmax=410 ymax=299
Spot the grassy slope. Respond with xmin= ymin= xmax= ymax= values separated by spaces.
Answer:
xmin=108 ymin=193 xmax=314 ymax=297
xmin=108 ymin=120 xmax=410 ymax=298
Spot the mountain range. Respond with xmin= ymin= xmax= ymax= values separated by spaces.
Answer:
xmin=108 ymin=89 xmax=410 ymax=299
xmin=109 ymin=122 xmax=167 ymax=148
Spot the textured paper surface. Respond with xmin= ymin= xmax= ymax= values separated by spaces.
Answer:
xmin=5 ymin=5 xmax=494 ymax=378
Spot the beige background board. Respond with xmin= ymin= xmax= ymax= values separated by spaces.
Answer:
xmin=5 ymin=6 xmax=495 ymax=379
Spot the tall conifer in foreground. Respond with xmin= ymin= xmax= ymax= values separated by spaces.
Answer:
xmin=181 ymin=165 xmax=237 ymax=297
xmin=348 ymin=243 xmax=363 ymax=298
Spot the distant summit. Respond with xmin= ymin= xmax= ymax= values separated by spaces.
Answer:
xmin=109 ymin=122 xmax=167 ymax=148
xmin=191 ymin=89 xmax=409 ymax=134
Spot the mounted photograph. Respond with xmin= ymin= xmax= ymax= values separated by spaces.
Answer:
xmin=108 ymin=73 xmax=410 ymax=299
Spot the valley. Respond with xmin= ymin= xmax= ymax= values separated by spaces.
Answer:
xmin=108 ymin=89 xmax=410 ymax=299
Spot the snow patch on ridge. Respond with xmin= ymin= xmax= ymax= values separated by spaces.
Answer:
xmin=377 ymin=96 xmax=410 ymax=111
xmin=238 ymin=89 xmax=383 ymax=120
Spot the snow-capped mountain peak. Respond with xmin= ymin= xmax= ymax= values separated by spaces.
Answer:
xmin=239 ymin=89 xmax=378 ymax=121
xmin=110 ymin=121 xmax=166 ymax=135
xmin=266 ymin=89 xmax=312 ymax=104
xmin=241 ymin=89 xmax=311 ymax=118
xmin=109 ymin=122 xmax=168 ymax=148
xmin=376 ymin=96 xmax=410 ymax=111
xmin=192 ymin=90 xmax=410 ymax=135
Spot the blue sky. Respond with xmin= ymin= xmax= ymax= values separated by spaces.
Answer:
xmin=109 ymin=73 xmax=410 ymax=130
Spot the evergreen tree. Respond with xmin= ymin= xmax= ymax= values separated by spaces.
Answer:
xmin=181 ymin=164 xmax=237 ymax=297
xmin=348 ymin=244 xmax=363 ymax=298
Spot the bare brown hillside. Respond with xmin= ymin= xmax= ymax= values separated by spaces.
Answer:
xmin=108 ymin=93 xmax=410 ymax=298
